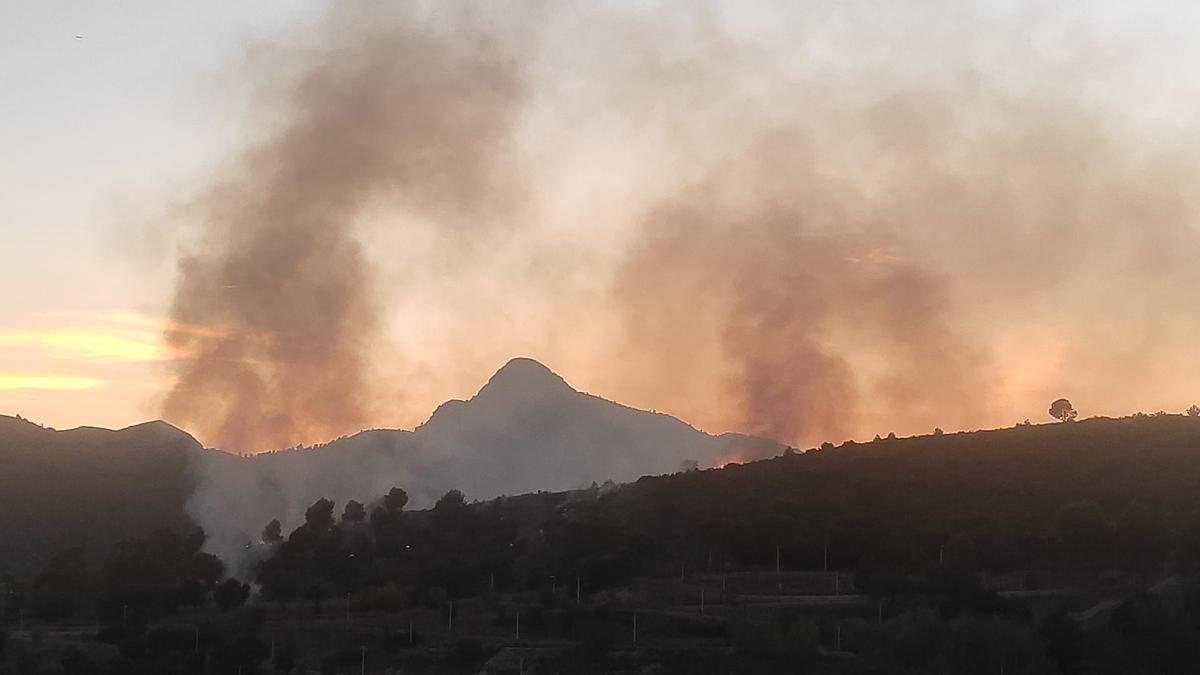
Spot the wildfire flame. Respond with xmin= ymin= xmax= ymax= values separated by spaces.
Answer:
xmin=714 ymin=454 xmax=744 ymax=469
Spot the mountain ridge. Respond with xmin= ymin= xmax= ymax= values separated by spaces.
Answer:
xmin=1 ymin=357 xmax=781 ymax=572
xmin=0 ymin=414 xmax=201 ymax=574
xmin=181 ymin=357 xmax=783 ymax=570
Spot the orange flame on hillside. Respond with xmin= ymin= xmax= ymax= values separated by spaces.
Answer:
xmin=714 ymin=454 xmax=744 ymax=469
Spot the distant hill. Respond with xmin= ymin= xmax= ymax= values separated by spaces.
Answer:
xmin=0 ymin=358 xmax=780 ymax=573
xmin=8 ymin=403 xmax=1200 ymax=674
xmin=233 ymin=413 xmax=1200 ymax=675
xmin=617 ymin=414 xmax=1200 ymax=553
xmin=11 ymin=357 xmax=1194 ymax=580
xmin=0 ymin=416 xmax=201 ymax=574
xmin=190 ymin=358 xmax=781 ymax=569
xmin=386 ymin=413 xmax=1200 ymax=587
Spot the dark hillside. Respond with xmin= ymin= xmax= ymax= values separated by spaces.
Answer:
xmin=610 ymin=415 xmax=1200 ymax=571
xmin=0 ymin=416 xmax=200 ymax=574
xmin=223 ymin=414 xmax=1200 ymax=674
xmin=242 ymin=414 xmax=1200 ymax=606
xmin=9 ymin=414 xmax=1200 ymax=674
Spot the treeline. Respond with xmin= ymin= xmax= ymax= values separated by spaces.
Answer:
xmin=239 ymin=414 xmax=1200 ymax=672
xmin=251 ymin=416 xmax=1200 ymax=606
xmin=8 ymin=528 xmax=231 ymax=621
xmin=250 ymin=485 xmax=1200 ymax=611
xmin=1 ymin=526 xmax=267 ymax=674
xmin=7 ymin=413 xmax=1200 ymax=673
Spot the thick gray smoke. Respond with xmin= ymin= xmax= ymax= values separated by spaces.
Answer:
xmin=165 ymin=2 xmax=1200 ymax=568
xmin=164 ymin=4 xmax=531 ymax=451
xmin=592 ymin=3 xmax=1200 ymax=444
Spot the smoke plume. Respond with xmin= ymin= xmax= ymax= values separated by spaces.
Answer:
xmin=163 ymin=4 xmax=530 ymax=451
xmin=164 ymin=1 xmax=1200 ymax=453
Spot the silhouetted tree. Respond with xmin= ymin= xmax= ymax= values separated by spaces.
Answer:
xmin=432 ymin=489 xmax=473 ymax=534
xmin=262 ymin=519 xmax=283 ymax=544
xmin=304 ymin=499 xmax=335 ymax=531
xmin=214 ymin=578 xmax=250 ymax=612
xmin=384 ymin=487 xmax=409 ymax=512
xmin=192 ymin=551 xmax=225 ymax=590
xmin=435 ymin=489 xmax=467 ymax=513
xmin=342 ymin=500 xmax=365 ymax=523
xmin=1049 ymin=398 xmax=1078 ymax=422
xmin=1188 ymin=404 xmax=1200 ymax=417
xmin=99 ymin=528 xmax=222 ymax=614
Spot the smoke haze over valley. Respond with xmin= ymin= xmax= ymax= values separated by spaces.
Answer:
xmin=0 ymin=357 xmax=779 ymax=574
xmin=187 ymin=357 xmax=780 ymax=572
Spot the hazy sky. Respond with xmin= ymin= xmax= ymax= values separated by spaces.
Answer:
xmin=1 ymin=2 xmax=324 ymax=428
xmin=3 ymin=1 xmax=1200 ymax=450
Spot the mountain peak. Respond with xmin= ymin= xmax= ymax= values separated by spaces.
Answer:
xmin=119 ymin=420 xmax=204 ymax=448
xmin=478 ymin=357 xmax=574 ymax=400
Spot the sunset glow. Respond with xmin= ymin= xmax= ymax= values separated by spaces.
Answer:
xmin=0 ymin=327 xmax=171 ymax=362
xmin=2 ymin=1 xmax=1199 ymax=452
xmin=0 ymin=375 xmax=100 ymax=391
xmin=5 ymin=5 xmax=1200 ymax=670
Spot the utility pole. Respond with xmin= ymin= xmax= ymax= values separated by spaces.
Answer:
xmin=576 ymin=577 xmax=581 ymax=604
xmin=516 ymin=608 xmax=520 ymax=640
xmin=408 ymin=621 xmax=413 ymax=644
xmin=360 ymin=646 xmax=365 ymax=675
xmin=632 ymin=611 xmax=638 ymax=644
xmin=700 ymin=588 xmax=705 ymax=615
xmin=775 ymin=544 xmax=780 ymax=574
xmin=835 ymin=571 xmax=840 ymax=595
xmin=448 ymin=601 xmax=453 ymax=633
xmin=346 ymin=593 xmax=351 ymax=625
xmin=824 ymin=544 xmax=828 ymax=572
xmin=490 ymin=572 xmax=495 ymax=591
xmin=836 ymin=623 xmax=842 ymax=652
xmin=722 ymin=574 xmax=727 ymax=603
